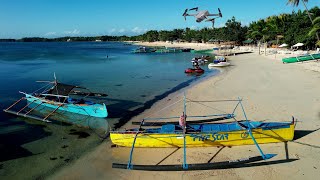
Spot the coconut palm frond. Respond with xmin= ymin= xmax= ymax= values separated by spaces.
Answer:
xmin=308 ymin=26 xmax=320 ymax=36
xmin=312 ymin=17 xmax=320 ymax=25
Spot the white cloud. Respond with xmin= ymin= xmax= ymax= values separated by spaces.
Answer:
xmin=63 ymin=29 xmax=80 ymax=35
xmin=44 ymin=32 xmax=56 ymax=36
xmin=131 ymin=27 xmax=147 ymax=34
xmin=104 ymin=27 xmax=148 ymax=36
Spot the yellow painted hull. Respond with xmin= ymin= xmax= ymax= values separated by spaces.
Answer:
xmin=110 ymin=124 xmax=294 ymax=147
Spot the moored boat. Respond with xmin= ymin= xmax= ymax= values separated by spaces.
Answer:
xmin=111 ymin=95 xmax=293 ymax=171
xmin=185 ymin=68 xmax=204 ymax=73
xmin=208 ymin=61 xmax=231 ymax=67
xmin=191 ymin=49 xmax=214 ymax=54
xmin=3 ymin=74 xmax=108 ymax=122
xmin=132 ymin=47 xmax=155 ymax=53
xmin=282 ymin=53 xmax=320 ymax=63
xmin=208 ymin=56 xmax=230 ymax=67
xmin=155 ymin=48 xmax=182 ymax=53
xmin=110 ymin=120 xmax=294 ymax=148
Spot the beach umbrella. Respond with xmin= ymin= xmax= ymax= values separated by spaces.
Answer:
xmin=292 ymin=43 xmax=304 ymax=47
xmin=279 ymin=43 xmax=288 ymax=48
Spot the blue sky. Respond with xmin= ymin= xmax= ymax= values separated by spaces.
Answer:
xmin=0 ymin=0 xmax=319 ymax=38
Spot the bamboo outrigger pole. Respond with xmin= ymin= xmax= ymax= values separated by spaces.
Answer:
xmin=238 ymin=97 xmax=276 ymax=160
xmin=182 ymin=92 xmax=188 ymax=169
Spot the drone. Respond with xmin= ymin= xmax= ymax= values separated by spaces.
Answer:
xmin=182 ymin=7 xmax=222 ymax=28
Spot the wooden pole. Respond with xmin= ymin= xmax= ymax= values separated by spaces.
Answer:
xmin=4 ymin=97 xmax=25 ymax=111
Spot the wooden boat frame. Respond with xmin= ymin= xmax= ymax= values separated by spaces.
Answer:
xmin=112 ymin=93 xmax=285 ymax=171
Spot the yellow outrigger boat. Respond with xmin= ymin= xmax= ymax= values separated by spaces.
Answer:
xmin=110 ymin=120 xmax=294 ymax=148
xmin=111 ymin=94 xmax=295 ymax=171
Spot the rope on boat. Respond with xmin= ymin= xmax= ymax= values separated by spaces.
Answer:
xmin=31 ymin=81 xmax=52 ymax=94
xmin=186 ymin=98 xmax=229 ymax=114
xmin=139 ymin=95 xmax=238 ymax=127
xmin=140 ymin=96 xmax=184 ymax=127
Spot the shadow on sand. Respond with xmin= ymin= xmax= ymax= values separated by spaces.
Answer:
xmin=292 ymin=128 xmax=320 ymax=149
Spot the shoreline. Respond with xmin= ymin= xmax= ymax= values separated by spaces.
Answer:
xmin=51 ymin=51 xmax=320 ymax=179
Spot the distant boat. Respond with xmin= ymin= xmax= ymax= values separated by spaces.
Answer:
xmin=208 ymin=62 xmax=231 ymax=67
xmin=179 ymin=48 xmax=194 ymax=52
xmin=282 ymin=53 xmax=320 ymax=63
xmin=185 ymin=68 xmax=204 ymax=74
xmin=155 ymin=48 xmax=182 ymax=53
xmin=208 ymin=56 xmax=230 ymax=67
xmin=3 ymin=74 xmax=108 ymax=123
xmin=191 ymin=49 xmax=214 ymax=54
xmin=132 ymin=47 xmax=155 ymax=53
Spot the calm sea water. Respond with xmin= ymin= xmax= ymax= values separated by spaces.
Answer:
xmin=0 ymin=42 xmax=218 ymax=178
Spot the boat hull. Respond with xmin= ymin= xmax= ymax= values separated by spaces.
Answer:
xmin=191 ymin=49 xmax=214 ymax=54
xmin=282 ymin=53 xmax=320 ymax=63
xmin=110 ymin=122 xmax=294 ymax=147
xmin=155 ymin=49 xmax=182 ymax=53
xmin=208 ymin=62 xmax=230 ymax=67
xmin=25 ymin=94 xmax=108 ymax=118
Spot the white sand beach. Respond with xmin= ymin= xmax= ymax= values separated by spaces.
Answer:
xmin=50 ymin=49 xmax=320 ymax=180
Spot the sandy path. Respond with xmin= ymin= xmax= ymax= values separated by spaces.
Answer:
xmin=50 ymin=52 xmax=320 ymax=180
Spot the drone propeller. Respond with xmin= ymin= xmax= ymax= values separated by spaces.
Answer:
xmin=189 ymin=7 xmax=198 ymax=11
xmin=218 ymin=8 xmax=222 ymax=17
xmin=182 ymin=8 xmax=188 ymax=20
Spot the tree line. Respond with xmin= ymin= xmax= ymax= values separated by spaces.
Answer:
xmin=1 ymin=6 xmax=319 ymax=49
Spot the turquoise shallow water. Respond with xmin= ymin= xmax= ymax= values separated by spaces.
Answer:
xmin=0 ymin=42 xmax=218 ymax=178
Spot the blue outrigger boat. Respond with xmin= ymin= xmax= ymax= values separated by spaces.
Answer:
xmin=3 ymin=75 xmax=108 ymax=122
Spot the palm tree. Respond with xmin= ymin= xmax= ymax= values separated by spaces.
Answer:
xmin=308 ymin=17 xmax=320 ymax=46
xmin=287 ymin=0 xmax=319 ymax=41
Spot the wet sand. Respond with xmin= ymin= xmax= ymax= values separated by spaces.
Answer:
xmin=50 ymin=52 xmax=320 ymax=180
